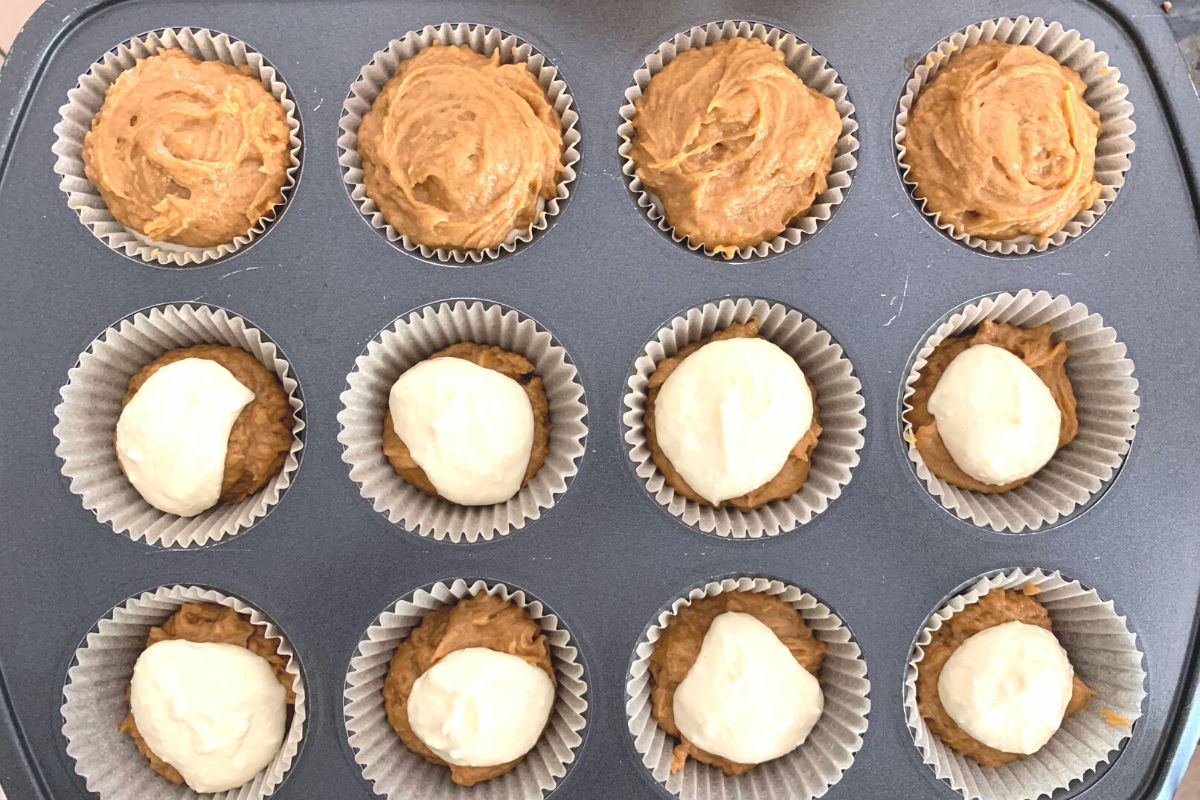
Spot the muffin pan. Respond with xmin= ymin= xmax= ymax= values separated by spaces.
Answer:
xmin=0 ymin=1 xmax=1197 ymax=798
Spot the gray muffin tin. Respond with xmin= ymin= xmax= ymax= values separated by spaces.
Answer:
xmin=0 ymin=0 xmax=1197 ymax=798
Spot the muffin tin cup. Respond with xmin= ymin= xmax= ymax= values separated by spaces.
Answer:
xmin=53 ymin=303 xmax=306 ymax=548
xmin=904 ymin=567 xmax=1147 ymax=800
xmin=900 ymin=289 xmax=1139 ymax=533
xmin=893 ymin=15 xmax=1136 ymax=256
xmin=61 ymin=584 xmax=308 ymax=800
xmin=622 ymin=297 xmax=866 ymax=538
xmin=337 ymin=299 xmax=588 ymax=543
xmin=625 ymin=575 xmax=870 ymax=800
xmin=337 ymin=22 xmax=581 ymax=265
xmin=343 ymin=578 xmax=588 ymax=800
xmin=51 ymin=27 xmax=303 ymax=267
xmin=617 ymin=19 xmax=858 ymax=261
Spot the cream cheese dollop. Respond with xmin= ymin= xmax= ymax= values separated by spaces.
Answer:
xmin=673 ymin=611 xmax=823 ymax=765
xmin=654 ymin=337 xmax=812 ymax=505
xmin=130 ymin=639 xmax=287 ymax=793
xmin=937 ymin=620 xmax=1075 ymax=755
xmin=927 ymin=343 xmax=1062 ymax=485
xmin=407 ymin=647 xmax=555 ymax=767
xmin=388 ymin=357 xmax=535 ymax=505
xmin=115 ymin=358 xmax=254 ymax=516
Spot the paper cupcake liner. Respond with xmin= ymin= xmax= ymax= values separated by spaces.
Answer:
xmin=62 ymin=584 xmax=307 ymax=800
xmin=53 ymin=303 xmax=306 ymax=547
xmin=337 ymin=300 xmax=587 ymax=543
xmin=894 ymin=16 xmax=1135 ymax=256
xmin=51 ymin=28 xmax=303 ymax=267
xmin=343 ymin=578 xmax=588 ymax=799
xmin=904 ymin=567 xmax=1146 ymax=800
xmin=622 ymin=297 xmax=865 ymax=538
xmin=617 ymin=20 xmax=858 ymax=261
xmin=900 ymin=289 xmax=1139 ymax=533
xmin=337 ymin=23 xmax=580 ymax=265
xmin=626 ymin=575 xmax=870 ymax=800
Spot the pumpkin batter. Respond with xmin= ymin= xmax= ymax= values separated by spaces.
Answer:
xmin=382 ymin=343 xmax=550 ymax=501
xmin=119 ymin=603 xmax=295 ymax=784
xmin=645 ymin=320 xmax=821 ymax=510
xmin=120 ymin=345 xmax=294 ymax=505
xmin=904 ymin=42 xmax=1102 ymax=243
xmin=906 ymin=320 xmax=1077 ymax=492
xmin=82 ymin=49 xmax=291 ymax=248
xmin=917 ymin=589 xmax=1093 ymax=768
xmin=357 ymin=45 xmax=564 ymax=251
xmin=629 ymin=37 xmax=841 ymax=256
xmin=650 ymin=592 xmax=826 ymax=775
xmin=382 ymin=593 xmax=555 ymax=786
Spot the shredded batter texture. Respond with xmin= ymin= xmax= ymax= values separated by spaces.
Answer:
xmin=83 ymin=49 xmax=291 ymax=248
xmin=357 ymin=45 xmax=564 ymax=251
xmin=904 ymin=42 xmax=1102 ymax=243
xmin=629 ymin=37 xmax=841 ymax=256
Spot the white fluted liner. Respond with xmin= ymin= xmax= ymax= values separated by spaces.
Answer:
xmin=337 ymin=300 xmax=587 ymax=542
xmin=618 ymin=20 xmax=857 ymax=260
xmin=904 ymin=568 xmax=1146 ymax=800
xmin=626 ymin=576 xmax=869 ymax=800
xmin=901 ymin=289 xmax=1139 ymax=532
xmin=61 ymin=585 xmax=307 ymax=800
xmin=623 ymin=298 xmax=865 ymax=537
xmin=338 ymin=23 xmax=580 ymax=265
xmin=344 ymin=579 xmax=587 ymax=799
xmin=52 ymin=28 xmax=302 ymax=267
xmin=894 ymin=16 xmax=1135 ymax=255
xmin=53 ymin=304 xmax=305 ymax=547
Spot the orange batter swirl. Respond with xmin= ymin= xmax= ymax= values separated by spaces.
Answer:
xmin=357 ymin=45 xmax=564 ymax=251
xmin=82 ymin=49 xmax=291 ymax=249
xmin=629 ymin=37 xmax=841 ymax=256
xmin=903 ymin=42 xmax=1102 ymax=243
